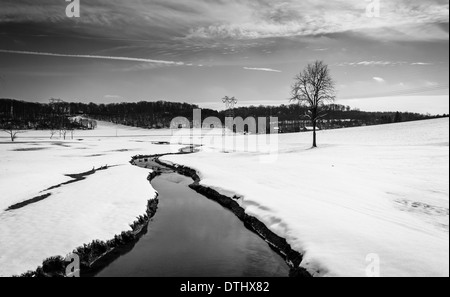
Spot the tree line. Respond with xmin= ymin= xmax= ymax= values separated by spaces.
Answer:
xmin=0 ymin=99 xmax=220 ymax=141
xmin=225 ymin=103 xmax=445 ymax=133
xmin=1 ymin=80 xmax=448 ymax=144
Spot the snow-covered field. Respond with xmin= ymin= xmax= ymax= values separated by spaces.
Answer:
xmin=1 ymin=118 xmax=448 ymax=277
xmin=0 ymin=122 xmax=181 ymax=276
xmin=163 ymin=118 xmax=449 ymax=277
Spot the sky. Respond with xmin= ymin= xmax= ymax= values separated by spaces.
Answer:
xmin=0 ymin=0 xmax=448 ymax=114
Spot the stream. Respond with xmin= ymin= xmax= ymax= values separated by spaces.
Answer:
xmin=96 ymin=158 xmax=289 ymax=277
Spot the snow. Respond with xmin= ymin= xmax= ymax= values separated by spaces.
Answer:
xmin=0 ymin=122 xmax=181 ymax=276
xmin=162 ymin=118 xmax=449 ymax=277
xmin=1 ymin=118 xmax=448 ymax=277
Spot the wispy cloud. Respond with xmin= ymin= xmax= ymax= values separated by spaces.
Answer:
xmin=336 ymin=61 xmax=435 ymax=67
xmin=184 ymin=0 xmax=449 ymax=41
xmin=243 ymin=67 xmax=282 ymax=73
xmin=411 ymin=62 xmax=433 ymax=66
xmin=425 ymin=81 xmax=439 ymax=86
xmin=373 ymin=77 xmax=386 ymax=83
xmin=122 ymin=62 xmax=174 ymax=72
xmin=337 ymin=61 xmax=406 ymax=66
xmin=104 ymin=95 xmax=122 ymax=99
xmin=2 ymin=0 xmax=447 ymax=42
xmin=0 ymin=0 xmax=447 ymax=106
xmin=0 ymin=49 xmax=185 ymax=66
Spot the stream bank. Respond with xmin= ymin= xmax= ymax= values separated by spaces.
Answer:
xmin=151 ymin=155 xmax=311 ymax=278
xmin=17 ymin=147 xmax=310 ymax=277
xmin=97 ymin=157 xmax=290 ymax=277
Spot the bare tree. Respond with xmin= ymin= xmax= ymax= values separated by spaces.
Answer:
xmin=290 ymin=61 xmax=336 ymax=147
xmin=61 ymin=129 xmax=68 ymax=140
xmin=50 ymin=129 xmax=57 ymax=139
xmin=2 ymin=126 xmax=24 ymax=142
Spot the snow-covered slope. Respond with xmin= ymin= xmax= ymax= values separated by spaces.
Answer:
xmin=1 ymin=118 xmax=448 ymax=277
xmin=163 ymin=119 xmax=449 ymax=277
xmin=0 ymin=121 xmax=181 ymax=276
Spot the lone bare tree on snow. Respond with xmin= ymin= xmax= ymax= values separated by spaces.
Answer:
xmin=2 ymin=125 xmax=24 ymax=142
xmin=290 ymin=61 xmax=336 ymax=147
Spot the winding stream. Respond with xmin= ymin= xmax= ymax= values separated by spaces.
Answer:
xmin=96 ymin=158 xmax=289 ymax=277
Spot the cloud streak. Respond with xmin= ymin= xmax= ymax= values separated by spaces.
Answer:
xmin=336 ymin=61 xmax=435 ymax=67
xmin=373 ymin=77 xmax=386 ymax=83
xmin=411 ymin=62 xmax=433 ymax=66
xmin=243 ymin=67 xmax=282 ymax=73
xmin=0 ymin=49 xmax=185 ymax=66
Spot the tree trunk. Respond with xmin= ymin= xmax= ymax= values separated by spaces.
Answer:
xmin=312 ymin=120 xmax=317 ymax=148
